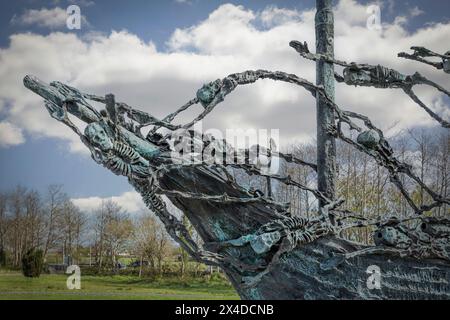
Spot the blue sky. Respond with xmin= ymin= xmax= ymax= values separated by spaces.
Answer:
xmin=0 ymin=0 xmax=448 ymax=210
xmin=1 ymin=0 xmax=449 ymax=49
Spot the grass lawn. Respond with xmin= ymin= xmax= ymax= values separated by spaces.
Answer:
xmin=0 ymin=270 xmax=239 ymax=300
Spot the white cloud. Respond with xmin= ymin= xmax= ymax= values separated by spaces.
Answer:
xmin=12 ymin=7 xmax=67 ymax=28
xmin=409 ymin=6 xmax=424 ymax=18
xmin=260 ymin=6 xmax=302 ymax=27
xmin=72 ymin=191 xmax=146 ymax=213
xmin=0 ymin=121 xmax=25 ymax=147
xmin=0 ymin=0 xmax=448 ymax=155
xmin=11 ymin=7 xmax=89 ymax=29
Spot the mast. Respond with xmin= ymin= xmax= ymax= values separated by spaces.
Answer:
xmin=315 ymin=0 xmax=336 ymax=207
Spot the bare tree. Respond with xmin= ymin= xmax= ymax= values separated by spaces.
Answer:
xmin=23 ymin=190 xmax=44 ymax=250
xmin=9 ymin=186 xmax=26 ymax=267
xmin=58 ymin=200 xmax=86 ymax=264
xmin=132 ymin=214 xmax=172 ymax=276
xmin=43 ymin=185 xmax=66 ymax=259
xmin=92 ymin=200 xmax=132 ymax=270
xmin=0 ymin=192 xmax=7 ymax=252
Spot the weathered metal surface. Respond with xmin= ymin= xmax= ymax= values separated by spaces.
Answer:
xmin=315 ymin=0 xmax=337 ymax=208
xmin=160 ymin=166 xmax=450 ymax=299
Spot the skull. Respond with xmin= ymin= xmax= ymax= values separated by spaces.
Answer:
xmin=419 ymin=218 xmax=450 ymax=237
xmin=196 ymin=79 xmax=222 ymax=108
xmin=343 ymin=67 xmax=371 ymax=85
xmin=84 ymin=122 xmax=114 ymax=151
xmin=374 ymin=227 xmax=398 ymax=246
xmin=374 ymin=226 xmax=412 ymax=249
xmin=250 ymin=231 xmax=281 ymax=254
xmin=357 ymin=129 xmax=380 ymax=150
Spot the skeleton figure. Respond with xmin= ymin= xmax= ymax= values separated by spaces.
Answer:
xmin=82 ymin=117 xmax=215 ymax=266
xmin=321 ymin=217 xmax=450 ymax=271
xmin=84 ymin=121 xmax=150 ymax=178
xmin=288 ymin=41 xmax=407 ymax=88
xmin=373 ymin=217 xmax=450 ymax=261
xmin=211 ymin=216 xmax=333 ymax=255
xmin=290 ymin=40 xmax=450 ymax=128
xmin=207 ymin=215 xmax=335 ymax=286
xmin=341 ymin=64 xmax=407 ymax=88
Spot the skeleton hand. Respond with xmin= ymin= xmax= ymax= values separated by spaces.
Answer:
xmin=410 ymin=46 xmax=437 ymax=57
xmin=44 ymin=101 xmax=66 ymax=121
xmin=289 ymin=40 xmax=310 ymax=54
xmin=326 ymin=123 xmax=338 ymax=137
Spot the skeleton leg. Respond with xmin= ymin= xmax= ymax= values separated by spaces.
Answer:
xmin=320 ymin=246 xmax=411 ymax=270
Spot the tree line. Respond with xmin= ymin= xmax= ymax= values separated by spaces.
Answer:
xmin=0 ymin=185 xmax=86 ymax=268
xmin=0 ymin=185 xmax=181 ymax=276
xmin=232 ymin=127 xmax=449 ymax=243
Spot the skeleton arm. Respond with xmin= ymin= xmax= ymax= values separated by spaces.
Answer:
xmin=289 ymin=40 xmax=351 ymax=67
xmin=398 ymin=47 xmax=450 ymax=73
xmin=24 ymin=75 xmax=101 ymax=124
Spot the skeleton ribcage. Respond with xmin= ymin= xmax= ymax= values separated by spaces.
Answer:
xmin=104 ymin=141 xmax=146 ymax=177
xmin=261 ymin=216 xmax=308 ymax=232
xmin=114 ymin=142 xmax=141 ymax=163
xmin=260 ymin=216 xmax=317 ymax=247
xmin=372 ymin=65 xmax=406 ymax=88
xmin=105 ymin=157 xmax=133 ymax=176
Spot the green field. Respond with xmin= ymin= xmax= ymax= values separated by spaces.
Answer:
xmin=0 ymin=271 xmax=239 ymax=300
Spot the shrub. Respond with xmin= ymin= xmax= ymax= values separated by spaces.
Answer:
xmin=21 ymin=248 xmax=44 ymax=278
xmin=0 ymin=248 xmax=6 ymax=267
